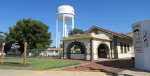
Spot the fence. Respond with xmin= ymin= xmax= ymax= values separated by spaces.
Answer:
xmin=0 ymin=42 xmax=27 ymax=64
xmin=28 ymin=49 xmax=63 ymax=58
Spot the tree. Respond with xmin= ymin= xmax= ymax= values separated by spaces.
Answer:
xmin=5 ymin=19 xmax=52 ymax=51
xmin=69 ymin=28 xmax=84 ymax=36
xmin=0 ymin=32 xmax=5 ymax=43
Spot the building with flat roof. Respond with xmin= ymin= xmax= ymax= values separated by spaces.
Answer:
xmin=40 ymin=48 xmax=63 ymax=57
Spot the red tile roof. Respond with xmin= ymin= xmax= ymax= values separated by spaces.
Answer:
xmin=88 ymin=26 xmax=132 ymax=39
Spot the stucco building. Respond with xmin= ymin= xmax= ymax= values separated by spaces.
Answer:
xmin=40 ymin=48 xmax=63 ymax=57
xmin=132 ymin=20 xmax=150 ymax=71
xmin=63 ymin=26 xmax=134 ymax=61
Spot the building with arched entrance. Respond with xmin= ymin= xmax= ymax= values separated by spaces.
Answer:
xmin=62 ymin=26 xmax=134 ymax=61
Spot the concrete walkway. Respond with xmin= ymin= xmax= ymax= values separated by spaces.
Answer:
xmin=0 ymin=70 xmax=107 ymax=76
xmin=0 ymin=69 xmax=150 ymax=76
xmin=119 ymin=69 xmax=150 ymax=76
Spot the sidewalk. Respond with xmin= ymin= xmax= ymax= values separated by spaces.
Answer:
xmin=0 ymin=70 xmax=107 ymax=76
xmin=57 ymin=58 xmax=150 ymax=76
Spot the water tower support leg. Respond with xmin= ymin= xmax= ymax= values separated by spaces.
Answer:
xmin=72 ymin=16 xmax=75 ymax=30
xmin=63 ymin=14 xmax=65 ymax=37
xmin=56 ymin=18 xmax=58 ymax=48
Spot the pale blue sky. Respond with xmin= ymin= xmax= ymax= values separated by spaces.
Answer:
xmin=0 ymin=0 xmax=150 ymax=46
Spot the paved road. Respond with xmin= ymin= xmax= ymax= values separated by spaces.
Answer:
xmin=0 ymin=69 xmax=150 ymax=76
xmin=0 ymin=70 xmax=107 ymax=76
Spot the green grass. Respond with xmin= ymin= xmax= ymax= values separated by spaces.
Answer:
xmin=0 ymin=58 xmax=80 ymax=70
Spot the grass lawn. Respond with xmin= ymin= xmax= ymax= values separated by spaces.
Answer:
xmin=0 ymin=58 xmax=80 ymax=70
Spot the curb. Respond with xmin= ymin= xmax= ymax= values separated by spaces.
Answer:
xmin=50 ymin=62 xmax=92 ymax=70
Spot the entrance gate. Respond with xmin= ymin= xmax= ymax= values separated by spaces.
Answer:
xmin=98 ymin=44 xmax=109 ymax=58
xmin=67 ymin=41 xmax=86 ymax=59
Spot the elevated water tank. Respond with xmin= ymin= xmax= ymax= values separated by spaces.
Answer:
xmin=57 ymin=5 xmax=75 ymax=22
xmin=56 ymin=5 xmax=75 ymax=48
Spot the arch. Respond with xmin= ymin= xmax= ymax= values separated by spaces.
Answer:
xmin=97 ymin=43 xmax=109 ymax=58
xmin=66 ymin=41 xmax=86 ymax=59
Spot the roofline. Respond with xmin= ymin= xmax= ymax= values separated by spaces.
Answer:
xmin=87 ymin=25 xmax=132 ymax=39
xmin=132 ymin=19 xmax=150 ymax=27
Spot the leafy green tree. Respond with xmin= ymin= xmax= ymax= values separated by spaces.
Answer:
xmin=69 ymin=28 xmax=84 ymax=36
xmin=60 ymin=44 xmax=63 ymax=48
xmin=0 ymin=32 xmax=5 ymax=43
xmin=5 ymin=19 xmax=52 ymax=51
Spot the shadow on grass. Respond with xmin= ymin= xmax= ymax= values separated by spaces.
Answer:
xmin=95 ymin=58 xmax=134 ymax=69
xmin=0 ymin=62 xmax=31 ymax=67
xmin=94 ymin=58 xmax=150 ymax=76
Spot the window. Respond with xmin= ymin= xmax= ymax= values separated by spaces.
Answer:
xmin=55 ymin=51 xmax=58 ymax=53
xmin=124 ymin=44 xmax=127 ymax=53
xmin=120 ymin=43 xmax=123 ymax=54
xmin=134 ymin=29 xmax=141 ymax=40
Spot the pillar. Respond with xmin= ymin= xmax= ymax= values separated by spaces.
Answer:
xmin=117 ymin=42 xmax=121 ymax=58
xmin=85 ymin=40 xmax=91 ymax=60
xmin=0 ymin=43 xmax=5 ymax=64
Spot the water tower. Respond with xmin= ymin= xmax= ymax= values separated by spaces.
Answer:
xmin=56 ymin=5 xmax=75 ymax=48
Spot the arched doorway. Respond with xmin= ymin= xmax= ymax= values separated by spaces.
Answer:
xmin=67 ymin=41 xmax=86 ymax=59
xmin=98 ymin=44 xmax=109 ymax=58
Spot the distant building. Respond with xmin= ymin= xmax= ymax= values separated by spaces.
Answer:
xmin=40 ymin=48 xmax=63 ymax=57
xmin=63 ymin=26 xmax=134 ymax=61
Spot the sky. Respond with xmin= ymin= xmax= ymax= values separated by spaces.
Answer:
xmin=0 ymin=0 xmax=150 ymax=46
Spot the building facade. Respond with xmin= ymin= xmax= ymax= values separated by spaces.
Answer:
xmin=39 ymin=48 xmax=63 ymax=57
xmin=132 ymin=20 xmax=150 ymax=71
xmin=63 ymin=26 xmax=134 ymax=61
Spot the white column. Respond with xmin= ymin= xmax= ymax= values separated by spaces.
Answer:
xmin=63 ymin=14 xmax=65 ymax=37
xmin=126 ymin=44 xmax=128 ymax=52
xmin=56 ymin=17 xmax=58 ymax=48
xmin=117 ymin=43 xmax=121 ymax=58
xmin=72 ymin=16 xmax=75 ymax=30
xmin=122 ymin=44 xmax=125 ymax=54
xmin=65 ymin=24 xmax=68 ymax=37
xmin=64 ymin=24 xmax=67 ymax=37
